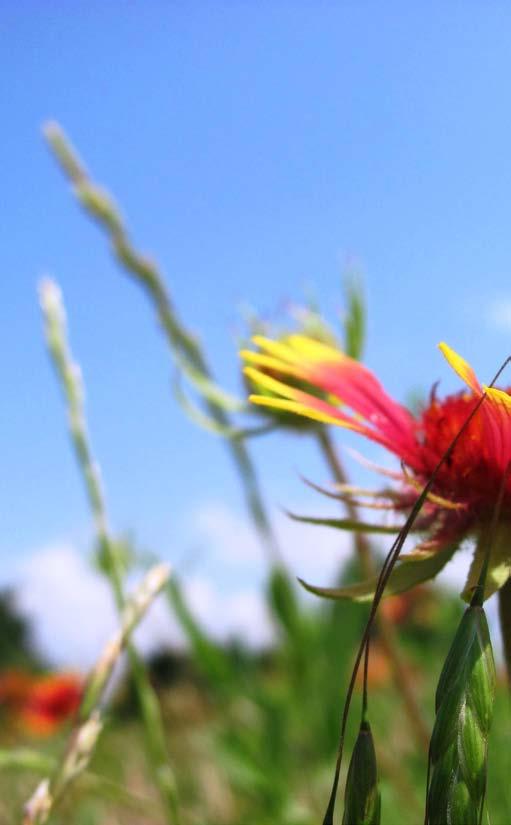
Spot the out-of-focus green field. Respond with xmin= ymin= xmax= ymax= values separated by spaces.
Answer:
xmin=2 ymin=574 xmax=510 ymax=825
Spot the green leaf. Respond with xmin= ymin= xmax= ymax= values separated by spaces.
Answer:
xmin=298 ymin=543 xmax=458 ymax=602
xmin=343 ymin=276 xmax=366 ymax=361
xmin=286 ymin=511 xmax=402 ymax=534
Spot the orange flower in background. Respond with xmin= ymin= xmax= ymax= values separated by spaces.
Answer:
xmin=380 ymin=590 xmax=418 ymax=625
xmin=242 ymin=337 xmax=511 ymax=597
xmin=0 ymin=670 xmax=82 ymax=737
xmin=354 ymin=644 xmax=391 ymax=690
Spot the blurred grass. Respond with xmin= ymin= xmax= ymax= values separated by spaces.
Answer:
xmin=3 ymin=580 xmax=510 ymax=825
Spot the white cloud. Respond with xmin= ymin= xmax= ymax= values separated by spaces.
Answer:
xmin=10 ymin=537 xmax=275 ymax=669
xmin=195 ymin=503 xmax=262 ymax=566
xmin=14 ymin=544 xmax=118 ymax=670
xmin=9 ymin=499 xmax=354 ymax=669
xmin=193 ymin=500 xmax=356 ymax=585
xmin=185 ymin=577 xmax=273 ymax=648
xmin=7 ymin=497 xmax=397 ymax=670
xmin=11 ymin=504 xmax=504 ymax=670
xmin=12 ymin=543 xmax=185 ymax=670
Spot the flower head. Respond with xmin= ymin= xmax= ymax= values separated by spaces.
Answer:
xmin=242 ymin=337 xmax=511 ymax=597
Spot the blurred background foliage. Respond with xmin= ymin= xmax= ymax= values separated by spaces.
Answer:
xmin=3 ymin=570 xmax=511 ymax=824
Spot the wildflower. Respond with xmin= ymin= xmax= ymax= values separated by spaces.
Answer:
xmin=241 ymin=336 xmax=511 ymax=598
xmin=0 ymin=669 xmax=82 ymax=737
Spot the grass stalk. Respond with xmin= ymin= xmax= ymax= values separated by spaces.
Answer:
xmin=23 ymin=564 xmax=170 ymax=825
xmin=43 ymin=121 xmax=280 ymax=565
xmin=39 ymin=279 xmax=180 ymax=824
xmin=0 ymin=749 xmax=160 ymax=815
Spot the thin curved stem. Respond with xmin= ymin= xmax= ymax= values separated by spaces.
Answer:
xmin=316 ymin=428 xmax=429 ymax=750
xmin=499 ymin=578 xmax=511 ymax=686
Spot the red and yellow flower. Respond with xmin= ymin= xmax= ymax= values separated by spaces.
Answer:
xmin=241 ymin=336 xmax=511 ymax=598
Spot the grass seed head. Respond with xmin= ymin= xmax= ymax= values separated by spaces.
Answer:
xmin=426 ymin=605 xmax=496 ymax=825
xmin=342 ymin=719 xmax=381 ymax=825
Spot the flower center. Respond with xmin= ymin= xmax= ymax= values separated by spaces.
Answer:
xmin=415 ymin=390 xmax=511 ymax=520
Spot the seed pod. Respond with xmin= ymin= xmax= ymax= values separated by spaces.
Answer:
xmin=426 ymin=605 xmax=496 ymax=825
xmin=342 ymin=719 xmax=381 ymax=825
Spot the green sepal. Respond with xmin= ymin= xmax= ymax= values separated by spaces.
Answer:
xmin=299 ymin=544 xmax=458 ymax=603
xmin=286 ymin=511 xmax=401 ymax=535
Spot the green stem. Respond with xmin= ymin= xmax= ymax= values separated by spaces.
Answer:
xmin=498 ymin=578 xmax=511 ymax=685
xmin=316 ymin=428 xmax=429 ymax=752
xmin=481 ymin=464 xmax=511 ymax=682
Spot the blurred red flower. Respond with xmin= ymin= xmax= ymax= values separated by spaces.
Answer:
xmin=355 ymin=644 xmax=391 ymax=690
xmin=0 ymin=669 xmax=82 ymax=736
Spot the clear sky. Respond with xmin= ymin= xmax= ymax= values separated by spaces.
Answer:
xmin=3 ymin=3 xmax=511 ymax=662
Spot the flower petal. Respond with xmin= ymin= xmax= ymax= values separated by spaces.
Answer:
xmin=438 ymin=342 xmax=481 ymax=394
xmin=438 ymin=344 xmax=511 ymax=469
xmin=248 ymin=395 xmax=351 ymax=427
xmin=239 ymin=348 xmax=304 ymax=379
xmin=245 ymin=364 xmax=366 ymax=430
xmin=242 ymin=336 xmax=418 ymax=462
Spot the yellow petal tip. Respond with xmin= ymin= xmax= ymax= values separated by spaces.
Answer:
xmin=438 ymin=342 xmax=480 ymax=393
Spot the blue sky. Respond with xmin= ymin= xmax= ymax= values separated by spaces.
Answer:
xmin=4 ymin=3 xmax=511 ymax=657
